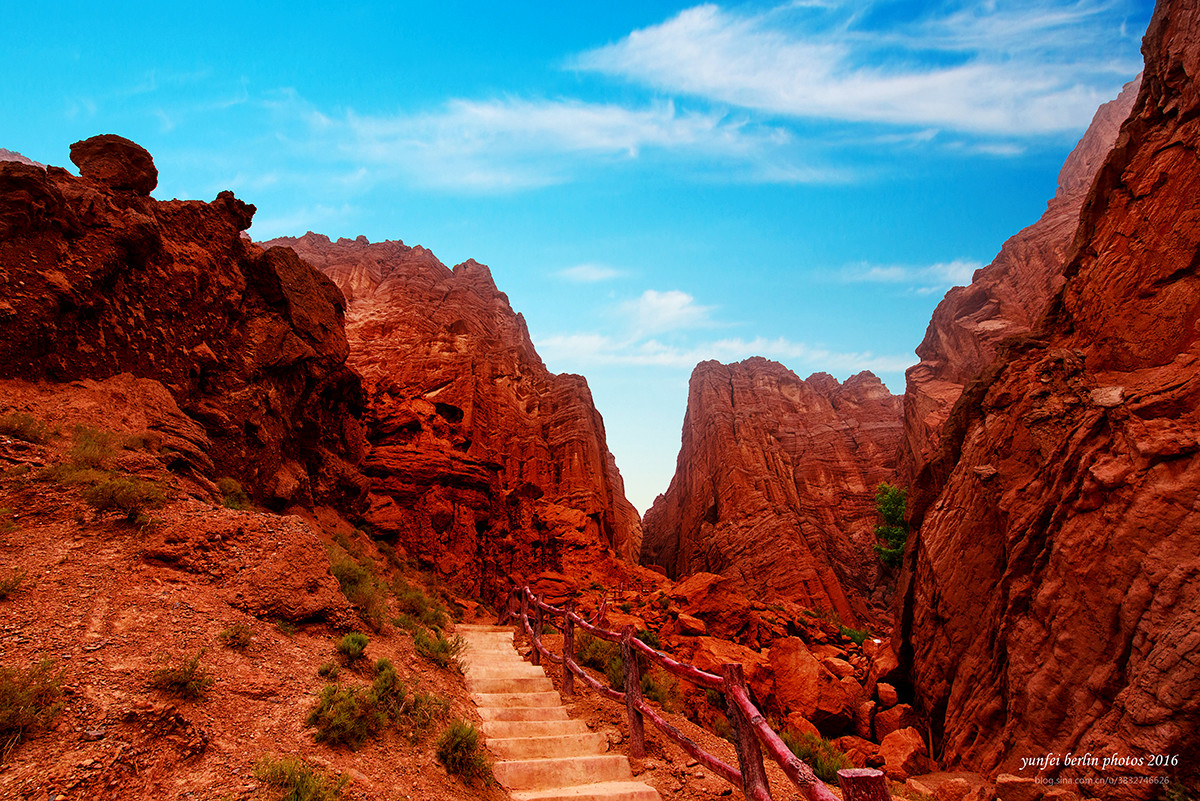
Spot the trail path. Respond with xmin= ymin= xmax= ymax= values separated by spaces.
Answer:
xmin=459 ymin=624 xmax=661 ymax=801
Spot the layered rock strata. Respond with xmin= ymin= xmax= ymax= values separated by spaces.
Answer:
xmin=0 ymin=136 xmax=366 ymax=509
xmin=263 ymin=233 xmax=641 ymax=600
xmin=641 ymin=359 xmax=903 ymax=623
xmin=900 ymin=3 xmax=1200 ymax=795
xmin=900 ymin=77 xmax=1140 ymax=483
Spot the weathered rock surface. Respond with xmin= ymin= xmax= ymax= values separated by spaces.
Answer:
xmin=900 ymin=4 xmax=1200 ymax=795
xmin=899 ymin=77 xmax=1140 ymax=483
xmin=642 ymin=359 xmax=902 ymax=623
xmin=0 ymin=137 xmax=367 ymax=510
xmin=0 ymin=148 xmax=44 ymax=168
xmin=69 ymin=134 xmax=158 ymax=195
xmin=261 ymin=233 xmax=641 ymax=601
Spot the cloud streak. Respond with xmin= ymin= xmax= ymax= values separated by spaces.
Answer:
xmin=535 ymin=331 xmax=913 ymax=375
xmin=260 ymin=93 xmax=825 ymax=192
xmin=575 ymin=1 xmax=1143 ymax=137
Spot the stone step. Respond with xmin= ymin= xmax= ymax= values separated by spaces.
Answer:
xmin=494 ymin=755 xmax=634 ymax=791
xmin=470 ymin=691 xmax=562 ymax=708
xmin=466 ymin=664 xmax=548 ymax=679
xmin=487 ymin=732 xmax=608 ymax=760
xmin=469 ymin=676 xmax=556 ymax=694
xmin=510 ymin=782 xmax=662 ymax=801
xmin=478 ymin=705 xmax=570 ymax=722
xmin=481 ymin=719 xmax=590 ymax=739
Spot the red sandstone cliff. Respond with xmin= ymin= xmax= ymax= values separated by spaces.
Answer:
xmin=900 ymin=2 xmax=1200 ymax=795
xmin=641 ymin=358 xmax=903 ymax=624
xmin=900 ymin=77 xmax=1140 ymax=483
xmin=0 ymin=136 xmax=366 ymax=510
xmin=261 ymin=233 xmax=642 ymax=600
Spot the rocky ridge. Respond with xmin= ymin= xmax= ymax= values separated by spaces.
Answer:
xmin=0 ymin=136 xmax=366 ymax=510
xmin=261 ymin=233 xmax=642 ymax=604
xmin=899 ymin=77 xmax=1140 ymax=484
xmin=641 ymin=358 xmax=903 ymax=625
xmin=900 ymin=2 xmax=1200 ymax=796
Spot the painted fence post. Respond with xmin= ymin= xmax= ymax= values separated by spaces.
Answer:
xmin=620 ymin=625 xmax=646 ymax=758
xmin=562 ymin=599 xmax=575 ymax=699
xmin=722 ymin=663 xmax=771 ymax=801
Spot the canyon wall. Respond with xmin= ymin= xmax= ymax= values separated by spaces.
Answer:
xmin=900 ymin=1 xmax=1200 ymax=794
xmin=0 ymin=136 xmax=366 ymax=510
xmin=641 ymin=358 xmax=903 ymax=623
xmin=900 ymin=78 xmax=1140 ymax=483
xmin=263 ymin=233 xmax=642 ymax=599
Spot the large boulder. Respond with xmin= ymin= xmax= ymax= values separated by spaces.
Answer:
xmin=69 ymin=134 xmax=158 ymax=195
xmin=769 ymin=636 xmax=857 ymax=735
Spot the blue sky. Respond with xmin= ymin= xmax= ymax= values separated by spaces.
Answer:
xmin=2 ymin=1 xmax=1152 ymax=511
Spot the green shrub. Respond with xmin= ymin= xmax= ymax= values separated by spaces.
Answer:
xmin=305 ymin=662 xmax=448 ymax=749
xmin=253 ymin=755 xmax=348 ymax=801
xmin=576 ymin=631 xmax=624 ymax=689
xmin=414 ymin=629 xmax=466 ymax=671
xmin=839 ymin=625 xmax=870 ymax=646
xmin=329 ymin=552 xmax=386 ymax=631
xmin=0 ymin=508 xmax=17 ymax=534
xmin=372 ymin=659 xmax=448 ymax=744
xmin=0 ymin=413 xmax=50 ymax=444
xmin=652 ymin=593 xmax=669 ymax=610
xmin=81 ymin=477 xmax=166 ymax=522
xmin=617 ymin=601 xmax=633 ymax=613
xmin=782 ymin=731 xmax=854 ymax=784
xmin=436 ymin=719 xmax=491 ymax=785
xmin=150 ymin=650 xmax=214 ymax=700
xmin=68 ymin=426 xmax=115 ymax=469
xmin=317 ymin=662 xmax=340 ymax=680
xmin=218 ymin=622 xmax=254 ymax=650
xmin=635 ymin=629 xmax=661 ymax=649
xmin=335 ymin=633 xmax=369 ymax=663
xmin=306 ymin=684 xmax=383 ymax=750
xmin=275 ymin=619 xmax=298 ymax=637
xmin=873 ymin=482 xmax=908 ymax=568
xmin=216 ymin=477 xmax=251 ymax=511
xmin=0 ymin=568 xmax=27 ymax=600
xmin=705 ymin=688 xmax=725 ymax=709
xmin=0 ymin=659 xmax=64 ymax=757
xmin=640 ymin=667 xmax=679 ymax=712
xmin=392 ymin=575 xmax=448 ymax=631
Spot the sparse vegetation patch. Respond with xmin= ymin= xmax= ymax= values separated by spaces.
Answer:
xmin=0 ymin=658 xmax=64 ymax=758
xmin=253 ymin=754 xmax=348 ymax=801
xmin=782 ymin=730 xmax=853 ymax=784
xmin=216 ymin=477 xmax=252 ymax=510
xmin=414 ymin=629 xmax=466 ymax=671
xmin=0 ymin=568 xmax=27 ymax=600
xmin=218 ymin=622 xmax=254 ymax=650
xmin=335 ymin=633 xmax=369 ymax=664
xmin=0 ymin=413 xmax=50 ymax=444
xmin=436 ymin=719 xmax=491 ymax=785
xmin=150 ymin=650 xmax=214 ymax=700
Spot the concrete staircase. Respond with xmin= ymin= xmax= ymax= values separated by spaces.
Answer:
xmin=458 ymin=624 xmax=661 ymax=801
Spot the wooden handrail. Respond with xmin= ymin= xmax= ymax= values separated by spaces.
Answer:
xmin=510 ymin=584 xmax=869 ymax=801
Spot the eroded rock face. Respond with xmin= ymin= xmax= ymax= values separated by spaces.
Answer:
xmin=0 ymin=138 xmax=367 ymax=510
xmin=642 ymin=358 xmax=903 ymax=623
xmin=262 ymin=233 xmax=641 ymax=601
xmin=900 ymin=4 xmax=1200 ymax=795
xmin=899 ymin=78 xmax=1139 ymax=483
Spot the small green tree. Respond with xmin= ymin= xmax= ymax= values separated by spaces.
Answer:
xmin=873 ymin=482 xmax=907 ymax=568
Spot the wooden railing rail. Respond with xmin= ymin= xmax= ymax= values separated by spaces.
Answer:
xmin=507 ymin=585 xmax=871 ymax=801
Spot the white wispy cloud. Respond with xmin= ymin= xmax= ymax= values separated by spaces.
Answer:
xmin=841 ymin=259 xmax=983 ymax=293
xmin=575 ymin=1 xmax=1143 ymax=137
xmin=621 ymin=289 xmax=717 ymax=335
xmin=256 ymin=90 xmax=843 ymax=192
xmin=535 ymin=331 xmax=913 ymax=374
xmin=556 ymin=264 xmax=625 ymax=282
